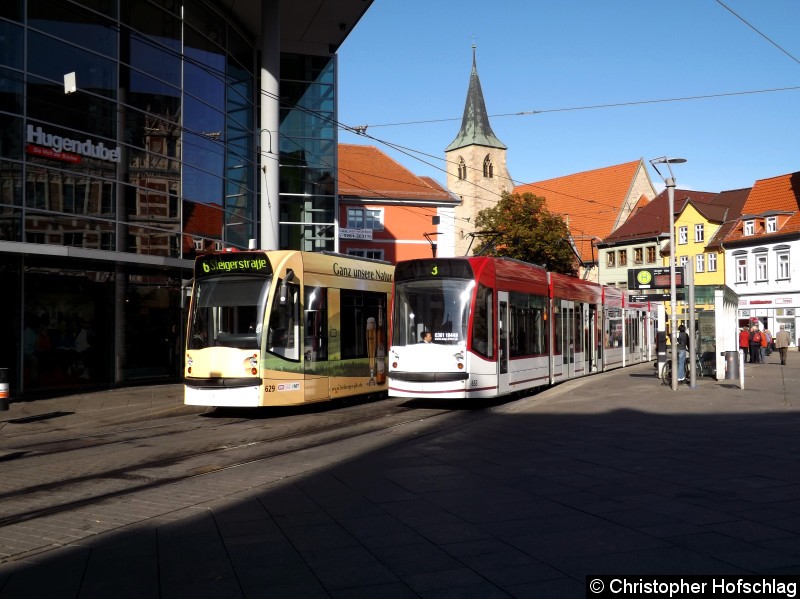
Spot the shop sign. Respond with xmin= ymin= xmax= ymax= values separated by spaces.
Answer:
xmin=25 ymin=124 xmax=121 ymax=164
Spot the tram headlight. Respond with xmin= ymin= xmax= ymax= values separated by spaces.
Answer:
xmin=454 ymin=351 xmax=464 ymax=370
xmin=248 ymin=354 xmax=258 ymax=375
xmin=186 ymin=354 xmax=193 ymax=374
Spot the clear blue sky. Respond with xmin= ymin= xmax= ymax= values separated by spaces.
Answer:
xmin=337 ymin=1 xmax=800 ymax=194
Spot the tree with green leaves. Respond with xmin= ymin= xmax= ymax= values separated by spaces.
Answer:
xmin=473 ymin=191 xmax=578 ymax=275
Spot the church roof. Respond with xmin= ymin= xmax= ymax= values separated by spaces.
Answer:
xmin=445 ymin=48 xmax=506 ymax=152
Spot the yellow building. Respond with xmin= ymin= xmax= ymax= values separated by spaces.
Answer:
xmin=662 ymin=189 xmax=750 ymax=318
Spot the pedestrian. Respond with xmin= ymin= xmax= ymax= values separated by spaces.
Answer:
xmin=759 ymin=327 xmax=768 ymax=363
xmin=676 ymin=324 xmax=689 ymax=382
xmin=764 ymin=328 xmax=773 ymax=356
xmin=739 ymin=326 xmax=751 ymax=363
xmin=749 ymin=325 xmax=762 ymax=364
xmin=774 ymin=325 xmax=791 ymax=366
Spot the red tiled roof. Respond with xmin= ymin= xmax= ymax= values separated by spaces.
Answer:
xmin=419 ymin=176 xmax=448 ymax=193
xmin=514 ymin=160 xmax=646 ymax=262
xmin=723 ymin=172 xmax=800 ymax=244
xmin=338 ymin=144 xmax=454 ymax=202
xmin=741 ymin=171 xmax=800 ymax=214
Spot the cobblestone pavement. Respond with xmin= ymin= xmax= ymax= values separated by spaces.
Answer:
xmin=1 ymin=352 xmax=798 ymax=598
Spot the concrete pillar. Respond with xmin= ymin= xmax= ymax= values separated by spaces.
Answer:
xmin=260 ymin=0 xmax=280 ymax=250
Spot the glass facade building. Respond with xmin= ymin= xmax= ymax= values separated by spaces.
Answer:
xmin=0 ymin=0 xmax=368 ymax=399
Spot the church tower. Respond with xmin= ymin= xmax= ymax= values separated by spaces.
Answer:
xmin=446 ymin=46 xmax=513 ymax=256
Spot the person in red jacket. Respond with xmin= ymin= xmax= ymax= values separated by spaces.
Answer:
xmin=749 ymin=325 xmax=763 ymax=364
xmin=739 ymin=327 xmax=751 ymax=363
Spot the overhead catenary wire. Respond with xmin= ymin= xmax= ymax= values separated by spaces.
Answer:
xmin=18 ymin=5 xmax=790 ymax=247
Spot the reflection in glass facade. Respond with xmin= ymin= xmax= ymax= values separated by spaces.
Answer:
xmin=0 ymin=0 xmax=360 ymax=399
xmin=0 ymin=0 xmax=257 ymax=258
xmin=0 ymin=0 xmax=259 ymax=396
xmin=279 ymin=54 xmax=337 ymax=252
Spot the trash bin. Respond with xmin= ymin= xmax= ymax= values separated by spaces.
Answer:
xmin=724 ymin=351 xmax=739 ymax=380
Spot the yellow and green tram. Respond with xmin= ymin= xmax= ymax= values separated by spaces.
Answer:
xmin=184 ymin=250 xmax=393 ymax=407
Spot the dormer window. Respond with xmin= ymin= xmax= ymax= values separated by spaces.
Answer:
xmin=483 ymin=155 xmax=493 ymax=178
xmin=457 ymin=157 xmax=467 ymax=180
xmin=743 ymin=220 xmax=754 ymax=236
xmin=766 ymin=216 xmax=777 ymax=233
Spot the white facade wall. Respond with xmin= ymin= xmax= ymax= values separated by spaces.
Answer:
xmin=725 ymin=238 xmax=800 ymax=345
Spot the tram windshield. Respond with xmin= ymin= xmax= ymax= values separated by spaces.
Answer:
xmin=188 ymin=275 xmax=271 ymax=350
xmin=392 ymin=279 xmax=474 ymax=346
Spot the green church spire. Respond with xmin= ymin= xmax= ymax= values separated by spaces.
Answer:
xmin=445 ymin=46 xmax=506 ymax=152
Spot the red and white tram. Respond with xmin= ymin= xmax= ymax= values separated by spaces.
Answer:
xmin=388 ymin=257 xmax=657 ymax=400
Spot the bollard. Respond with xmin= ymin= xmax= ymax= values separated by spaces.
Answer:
xmin=0 ymin=368 xmax=8 ymax=411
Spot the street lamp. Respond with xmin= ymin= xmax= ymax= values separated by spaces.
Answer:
xmin=650 ymin=156 xmax=686 ymax=391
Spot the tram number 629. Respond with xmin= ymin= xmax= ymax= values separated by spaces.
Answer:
xmin=265 ymin=385 xmax=276 ymax=393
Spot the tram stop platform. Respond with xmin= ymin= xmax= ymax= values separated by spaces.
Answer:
xmin=1 ymin=351 xmax=799 ymax=597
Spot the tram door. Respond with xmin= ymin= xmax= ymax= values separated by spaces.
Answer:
xmin=498 ymin=292 xmax=510 ymax=394
xmin=558 ymin=300 xmax=578 ymax=378
xmin=587 ymin=305 xmax=597 ymax=373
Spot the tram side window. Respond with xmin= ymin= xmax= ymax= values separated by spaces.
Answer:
xmin=606 ymin=310 xmax=622 ymax=347
xmin=472 ymin=284 xmax=493 ymax=357
xmin=340 ymin=290 xmax=386 ymax=359
xmin=304 ymin=286 xmax=328 ymax=362
xmin=267 ymin=279 xmax=300 ymax=360
xmin=509 ymin=292 xmax=547 ymax=357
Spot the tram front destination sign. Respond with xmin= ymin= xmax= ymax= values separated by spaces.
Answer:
xmin=627 ymin=266 xmax=685 ymax=290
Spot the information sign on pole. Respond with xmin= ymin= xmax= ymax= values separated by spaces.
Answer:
xmin=627 ymin=267 xmax=684 ymax=290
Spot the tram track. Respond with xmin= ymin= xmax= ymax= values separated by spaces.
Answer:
xmin=0 ymin=400 xmax=464 ymax=532
xmin=0 ymin=394 xmax=392 ymax=459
